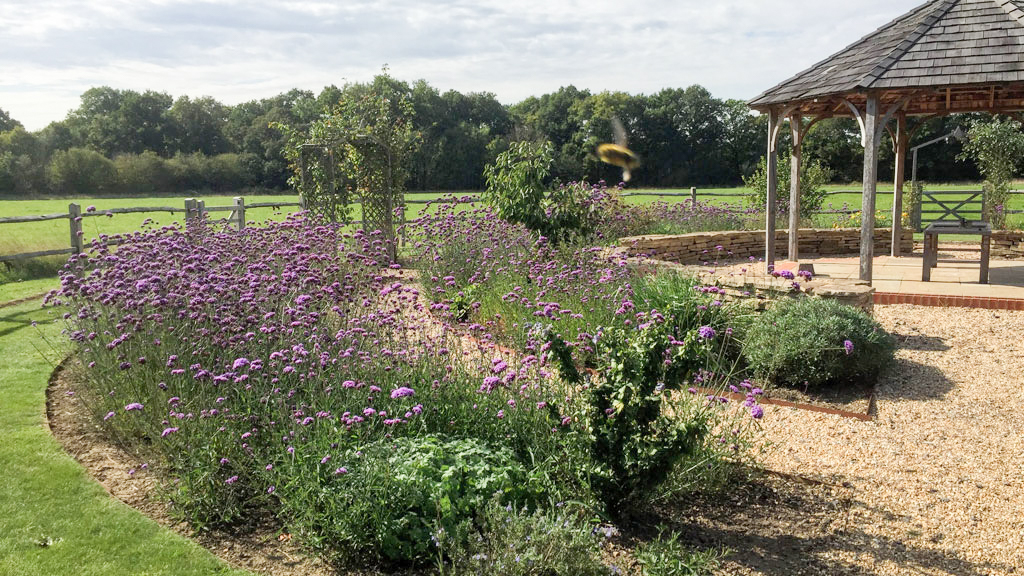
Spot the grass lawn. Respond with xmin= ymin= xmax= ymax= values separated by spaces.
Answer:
xmin=1 ymin=184 xmax=1021 ymax=282
xmin=0 ymin=192 xmax=466 ymax=256
xmin=0 ymin=294 xmax=252 ymax=576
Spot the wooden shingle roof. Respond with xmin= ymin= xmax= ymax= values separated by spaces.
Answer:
xmin=749 ymin=0 xmax=1024 ymax=110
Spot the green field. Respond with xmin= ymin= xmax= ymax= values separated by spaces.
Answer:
xmin=2 ymin=184 xmax=1022 ymax=284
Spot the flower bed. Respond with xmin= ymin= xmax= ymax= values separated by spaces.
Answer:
xmin=49 ymin=213 xmax=768 ymax=573
xmin=49 ymin=203 xmax=895 ymax=574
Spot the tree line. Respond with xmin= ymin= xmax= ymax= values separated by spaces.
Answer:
xmin=0 ymin=77 xmax=982 ymax=198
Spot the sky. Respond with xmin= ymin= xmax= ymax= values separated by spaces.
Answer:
xmin=0 ymin=0 xmax=927 ymax=131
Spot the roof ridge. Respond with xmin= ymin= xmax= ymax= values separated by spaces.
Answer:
xmin=995 ymin=0 xmax=1024 ymax=28
xmin=860 ymin=0 xmax=959 ymax=90
xmin=748 ymin=0 xmax=941 ymax=105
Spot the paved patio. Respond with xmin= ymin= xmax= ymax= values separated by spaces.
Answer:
xmin=777 ymin=246 xmax=1024 ymax=308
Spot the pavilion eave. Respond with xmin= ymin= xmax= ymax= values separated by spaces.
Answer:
xmin=749 ymin=82 xmax=1024 ymax=119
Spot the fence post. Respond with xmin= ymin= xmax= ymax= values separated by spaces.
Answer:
xmin=68 ymin=203 xmax=84 ymax=254
xmin=196 ymin=200 xmax=206 ymax=219
xmin=184 ymin=198 xmax=197 ymax=227
xmin=911 ymin=184 xmax=922 ymax=231
xmin=690 ymin=187 xmax=697 ymax=206
xmin=232 ymin=197 xmax=245 ymax=231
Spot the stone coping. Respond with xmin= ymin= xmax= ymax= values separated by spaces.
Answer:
xmin=619 ymin=228 xmax=914 ymax=265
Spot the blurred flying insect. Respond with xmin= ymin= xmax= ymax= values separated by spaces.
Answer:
xmin=596 ymin=116 xmax=640 ymax=182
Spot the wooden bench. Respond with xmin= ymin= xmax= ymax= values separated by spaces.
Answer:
xmin=922 ymin=221 xmax=991 ymax=284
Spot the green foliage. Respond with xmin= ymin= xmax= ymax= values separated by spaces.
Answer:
xmin=482 ymin=145 xmax=608 ymax=240
xmin=904 ymin=180 xmax=923 ymax=230
xmin=0 ymin=127 xmax=47 ymax=196
xmin=635 ymin=529 xmax=728 ymax=576
xmin=958 ymin=118 xmax=1024 ymax=228
xmin=0 ymin=106 xmax=22 ymax=132
xmin=549 ymin=296 xmax=740 ymax=516
xmin=278 ymin=70 xmax=418 ymax=226
xmin=113 ymin=151 xmax=173 ymax=194
xmin=441 ymin=499 xmax=611 ymax=576
xmin=482 ymin=140 xmax=554 ymax=231
xmin=46 ymin=147 xmax=117 ymax=195
xmin=743 ymin=153 xmax=832 ymax=219
xmin=280 ymin=435 xmax=542 ymax=565
xmin=742 ymin=297 xmax=895 ymax=389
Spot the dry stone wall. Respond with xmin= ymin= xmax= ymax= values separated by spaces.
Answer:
xmin=618 ymin=228 xmax=915 ymax=264
xmin=992 ymin=231 xmax=1024 ymax=259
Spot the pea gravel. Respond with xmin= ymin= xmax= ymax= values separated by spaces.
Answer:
xmin=756 ymin=304 xmax=1024 ymax=575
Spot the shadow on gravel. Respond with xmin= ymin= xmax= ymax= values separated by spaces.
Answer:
xmin=877 ymin=358 xmax=955 ymax=401
xmin=646 ymin=473 xmax=1007 ymax=576
xmin=892 ymin=333 xmax=950 ymax=352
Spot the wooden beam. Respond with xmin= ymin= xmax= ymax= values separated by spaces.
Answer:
xmin=766 ymin=108 xmax=780 ymax=273
xmin=0 ymin=248 xmax=75 ymax=263
xmin=789 ymin=113 xmax=802 ymax=261
xmin=892 ymin=111 xmax=908 ymax=257
xmin=861 ymin=94 xmax=881 ymax=283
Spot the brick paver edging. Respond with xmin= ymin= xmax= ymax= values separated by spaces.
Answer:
xmin=874 ymin=292 xmax=1024 ymax=310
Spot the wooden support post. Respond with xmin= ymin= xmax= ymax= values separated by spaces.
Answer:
xmin=690 ymin=187 xmax=697 ymax=206
xmin=196 ymin=200 xmax=206 ymax=220
xmin=788 ymin=113 xmax=802 ymax=261
xmin=766 ymin=109 xmax=780 ymax=273
xmin=68 ymin=203 xmax=84 ymax=254
xmin=892 ymin=112 xmax=907 ymax=257
xmin=860 ymin=95 xmax=881 ymax=283
xmin=232 ymin=197 xmax=245 ymax=231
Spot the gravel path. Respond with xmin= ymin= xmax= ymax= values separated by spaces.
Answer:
xmin=758 ymin=305 xmax=1024 ymax=575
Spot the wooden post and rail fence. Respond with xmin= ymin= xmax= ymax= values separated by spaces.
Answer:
xmin=0 ymin=197 xmax=303 ymax=264
xmin=2 ymin=189 xmax=1023 ymax=265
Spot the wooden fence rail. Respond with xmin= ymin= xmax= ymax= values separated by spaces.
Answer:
xmin=0 ymin=196 xmax=304 ymax=264
xmin=4 ymin=187 xmax=1022 ymax=265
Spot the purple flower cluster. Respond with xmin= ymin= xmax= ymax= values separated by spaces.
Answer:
xmin=53 ymin=213 xmax=574 ymax=513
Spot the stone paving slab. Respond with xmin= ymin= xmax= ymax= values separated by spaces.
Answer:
xmin=783 ymin=254 xmax=1024 ymax=304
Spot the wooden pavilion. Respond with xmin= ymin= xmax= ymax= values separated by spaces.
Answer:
xmin=748 ymin=0 xmax=1024 ymax=282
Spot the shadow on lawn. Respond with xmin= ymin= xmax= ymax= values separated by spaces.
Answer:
xmin=0 ymin=307 xmax=45 ymax=339
xmin=648 ymin=473 xmax=1006 ymax=576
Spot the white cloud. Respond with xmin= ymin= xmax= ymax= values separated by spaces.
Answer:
xmin=0 ymin=0 xmax=922 ymax=130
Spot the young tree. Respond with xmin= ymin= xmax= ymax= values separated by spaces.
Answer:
xmin=958 ymin=117 xmax=1024 ymax=228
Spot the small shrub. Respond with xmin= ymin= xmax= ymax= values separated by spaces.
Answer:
xmin=549 ymin=294 xmax=757 ymax=516
xmin=482 ymin=140 xmax=554 ymax=232
xmin=635 ymin=529 xmax=728 ymax=576
xmin=958 ymin=117 xmax=1024 ymax=229
xmin=441 ymin=499 xmax=611 ymax=576
xmin=279 ymin=435 xmax=543 ymax=565
xmin=742 ymin=297 xmax=896 ymax=389
xmin=743 ymin=154 xmax=832 ymax=219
